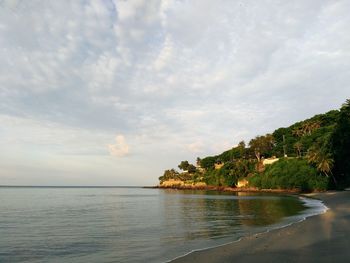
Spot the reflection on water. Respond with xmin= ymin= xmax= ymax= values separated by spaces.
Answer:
xmin=0 ymin=187 xmax=313 ymax=263
xmin=160 ymin=190 xmax=306 ymax=244
xmin=236 ymin=192 xmax=306 ymax=226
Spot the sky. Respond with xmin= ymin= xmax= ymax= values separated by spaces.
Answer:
xmin=0 ymin=0 xmax=349 ymax=186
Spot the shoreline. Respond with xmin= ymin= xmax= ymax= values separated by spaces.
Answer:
xmin=170 ymin=190 xmax=350 ymax=263
xmin=149 ymin=185 xmax=304 ymax=194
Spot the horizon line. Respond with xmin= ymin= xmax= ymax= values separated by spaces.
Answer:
xmin=0 ymin=185 xmax=152 ymax=188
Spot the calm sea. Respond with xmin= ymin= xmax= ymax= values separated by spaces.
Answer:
xmin=0 ymin=187 xmax=326 ymax=263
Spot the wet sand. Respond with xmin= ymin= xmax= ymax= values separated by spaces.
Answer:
xmin=172 ymin=191 xmax=350 ymax=263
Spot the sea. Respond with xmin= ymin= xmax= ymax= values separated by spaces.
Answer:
xmin=0 ymin=187 xmax=326 ymax=263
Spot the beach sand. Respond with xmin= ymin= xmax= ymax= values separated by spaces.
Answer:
xmin=172 ymin=191 xmax=350 ymax=263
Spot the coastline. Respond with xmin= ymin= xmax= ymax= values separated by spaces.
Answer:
xmin=170 ymin=190 xmax=350 ymax=263
xmin=150 ymin=185 xmax=302 ymax=194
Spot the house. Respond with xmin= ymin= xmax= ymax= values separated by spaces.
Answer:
xmin=160 ymin=179 xmax=185 ymax=187
xmin=236 ymin=178 xmax=249 ymax=188
xmin=214 ymin=160 xmax=224 ymax=170
xmin=262 ymin=156 xmax=279 ymax=166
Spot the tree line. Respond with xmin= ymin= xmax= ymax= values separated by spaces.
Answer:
xmin=159 ymin=99 xmax=350 ymax=191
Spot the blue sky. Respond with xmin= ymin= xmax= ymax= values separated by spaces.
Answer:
xmin=0 ymin=0 xmax=349 ymax=186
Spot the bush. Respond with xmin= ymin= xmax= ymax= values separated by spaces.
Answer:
xmin=248 ymin=158 xmax=329 ymax=191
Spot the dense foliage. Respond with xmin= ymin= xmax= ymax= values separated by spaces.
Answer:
xmin=160 ymin=99 xmax=350 ymax=191
xmin=331 ymin=99 xmax=350 ymax=187
xmin=248 ymin=158 xmax=329 ymax=191
xmin=204 ymin=159 xmax=255 ymax=187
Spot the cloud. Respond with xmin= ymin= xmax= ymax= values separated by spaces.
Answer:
xmin=0 ymin=0 xmax=350 ymax=185
xmin=187 ymin=141 xmax=204 ymax=154
xmin=153 ymin=35 xmax=174 ymax=71
xmin=108 ymin=135 xmax=130 ymax=157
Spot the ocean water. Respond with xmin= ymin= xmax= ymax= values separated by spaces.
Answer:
xmin=0 ymin=187 xmax=326 ymax=263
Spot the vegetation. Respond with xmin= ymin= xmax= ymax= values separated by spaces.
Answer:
xmin=249 ymin=134 xmax=275 ymax=162
xmin=248 ymin=159 xmax=328 ymax=191
xmin=159 ymin=99 xmax=350 ymax=191
xmin=331 ymin=99 xmax=350 ymax=187
xmin=178 ymin=160 xmax=197 ymax=173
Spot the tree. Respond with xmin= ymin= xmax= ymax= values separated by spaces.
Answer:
xmin=292 ymin=127 xmax=304 ymax=138
xmin=248 ymin=158 xmax=328 ymax=191
xmin=307 ymin=147 xmax=336 ymax=185
xmin=306 ymin=147 xmax=318 ymax=163
xmin=293 ymin=121 xmax=321 ymax=137
xmin=159 ymin=169 xmax=179 ymax=182
xmin=331 ymin=99 xmax=350 ymax=187
xmin=178 ymin=160 xmax=190 ymax=171
xmin=200 ymin=156 xmax=216 ymax=170
xmin=272 ymin=127 xmax=295 ymax=157
xmin=238 ymin=141 xmax=246 ymax=148
xmin=312 ymin=120 xmax=321 ymax=131
xmin=187 ymin=164 xmax=197 ymax=174
xmin=238 ymin=140 xmax=246 ymax=158
xmin=316 ymin=155 xmax=334 ymax=178
xmin=249 ymin=134 xmax=275 ymax=162
xmin=294 ymin=142 xmax=303 ymax=157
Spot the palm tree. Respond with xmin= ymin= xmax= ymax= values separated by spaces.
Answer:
xmin=306 ymin=147 xmax=318 ymax=164
xmin=307 ymin=147 xmax=336 ymax=185
xmin=292 ymin=127 xmax=303 ymax=137
xmin=316 ymin=155 xmax=334 ymax=178
xmin=310 ymin=121 xmax=321 ymax=132
xmin=304 ymin=122 xmax=315 ymax=135
xmin=294 ymin=142 xmax=303 ymax=157
xmin=296 ymin=121 xmax=321 ymax=137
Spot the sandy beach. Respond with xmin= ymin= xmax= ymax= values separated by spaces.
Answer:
xmin=172 ymin=191 xmax=350 ymax=263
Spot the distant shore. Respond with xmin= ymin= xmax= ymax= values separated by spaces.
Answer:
xmin=171 ymin=190 xmax=350 ymax=263
xmin=149 ymin=185 xmax=303 ymax=194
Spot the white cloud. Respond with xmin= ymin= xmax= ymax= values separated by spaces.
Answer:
xmin=108 ymin=135 xmax=130 ymax=157
xmin=0 ymin=0 xmax=350 ymax=185
xmin=187 ymin=141 xmax=204 ymax=153
xmin=153 ymin=35 xmax=173 ymax=71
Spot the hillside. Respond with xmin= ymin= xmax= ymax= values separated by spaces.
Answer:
xmin=159 ymin=99 xmax=350 ymax=191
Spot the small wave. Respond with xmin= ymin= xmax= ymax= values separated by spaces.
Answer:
xmin=167 ymin=195 xmax=328 ymax=263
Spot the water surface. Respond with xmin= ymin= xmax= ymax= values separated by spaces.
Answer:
xmin=0 ymin=187 xmax=325 ymax=263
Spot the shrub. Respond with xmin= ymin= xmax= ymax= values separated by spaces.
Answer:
xmin=249 ymin=158 xmax=329 ymax=191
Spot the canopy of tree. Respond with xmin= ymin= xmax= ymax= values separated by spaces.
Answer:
xmin=331 ymin=99 xmax=350 ymax=186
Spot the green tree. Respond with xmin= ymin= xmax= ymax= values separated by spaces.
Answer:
xmin=200 ymin=156 xmax=216 ymax=170
xmin=249 ymin=158 xmax=328 ymax=191
xmin=249 ymin=134 xmax=275 ymax=162
xmin=238 ymin=140 xmax=246 ymax=158
xmin=307 ymin=147 xmax=336 ymax=185
xmin=293 ymin=121 xmax=321 ymax=137
xmin=159 ymin=169 xmax=180 ymax=182
xmin=196 ymin=157 xmax=201 ymax=166
xmin=331 ymin=99 xmax=350 ymax=187
xmin=294 ymin=142 xmax=303 ymax=157
xmin=187 ymin=164 xmax=197 ymax=174
xmin=316 ymin=155 xmax=334 ymax=178
xmin=178 ymin=160 xmax=190 ymax=171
